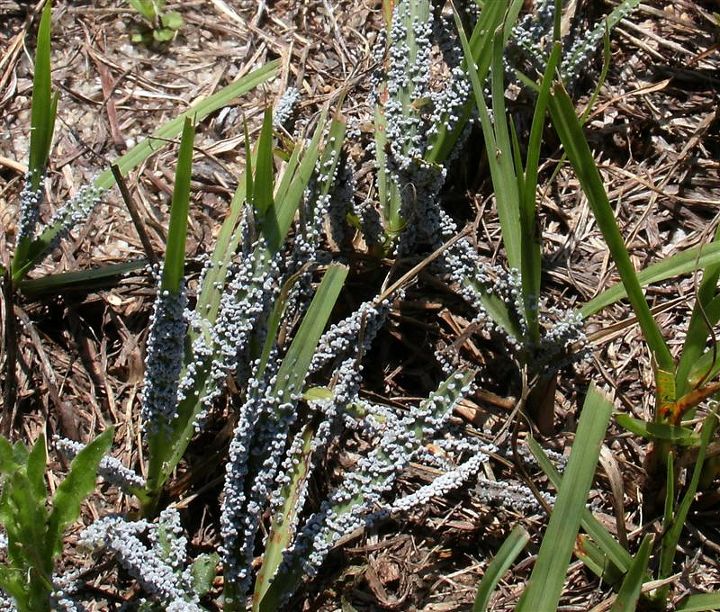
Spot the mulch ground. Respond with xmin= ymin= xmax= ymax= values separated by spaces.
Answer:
xmin=1 ymin=0 xmax=720 ymax=609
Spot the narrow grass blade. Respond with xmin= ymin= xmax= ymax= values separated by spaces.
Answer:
xmin=12 ymin=1 xmax=58 ymax=272
xmin=254 ymin=109 xmax=274 ymax=217
xmin=529 ymin=437 xmax=632 ymax=578
xmin=27 ymin=1 xmax=56 ymax=188
xmin=659 ymin=412 xmax=717 ymax=581
xmin=549 ymin=81 xmax=673 ymax=372
xmin=253 ymin=424 xmax=314 ymax=609
xmin=18 ymin=259 xmax=147 ymax=296
xmin=615 ymin=414 xmax=699 ymax=447
xmin=473 ymin=525 xmax=530 ymax=612
xmin=574 ymin=535 xmax=625 ymax=586
xmin=518 ymin=41 xmax=562 ymax=342
xmin=271 ymin=264 xmax=347 ymax=405
xmin=581 ymin=242 xmax=720 ymax=318
xmin=161 ymin=118 xmax=194 ymax=294
xmin=144 ymin=118 xmax=338 ymax=505
xmin=455 ymin=9 xmax=520 ymax=272
xmin=488 ymin=24 xmax=522 ymax=272
xmin=13 ymin=60 xmax=279 ymax=282
xmin=374 ymin=105 xmax=402 ymax=236
xmin=260 ymin=369 xmax=474 ymax=610
xmin=426 ymin=0 xmax=506 ymax=163
xmin=518 ymin=384 xmax=613 ymax=611
xmin=676 ymin=225 xmax=720 ymax=396
xmin=46 ymin=428 xmax=113 ymax=557
xmin=676 ymin=592 xmax=720 ymax=611
xmin=609 ymin=534 xmax=652 ymax=612
xmin=265 ymin=114 xmax=334 ymax=254
xmin=233 ymin=265 xmax=348 ymax=610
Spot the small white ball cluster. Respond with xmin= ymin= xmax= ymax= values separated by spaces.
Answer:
xmin=141 ymin=280 xmax=188 ymax=436
xmin=272 ymin=87 xmax=300 ymax=129
xmin=47 ymin=181 xmax=105 ymax=249
xmin=17 ymin=172 xmax=43 ymax=241
xmin=54 ymin=436 xmax=145 ymax=491
xmin=78 ymin=510 xmax=200 ymax=610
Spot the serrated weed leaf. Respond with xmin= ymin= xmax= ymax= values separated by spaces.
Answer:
xmin=26 ymin=434 xmax=48 ymax=503
xmin=47 ymin=428 xmax=113 ymax=557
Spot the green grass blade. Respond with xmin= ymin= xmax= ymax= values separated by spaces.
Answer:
xmin=473 ymin=525 xmax=530 ymax=612
xmin=161 ymin=118 xmax=194 ymax=294
xmin=609 ymin=534 xmax=652 ymax=612
xmin=528 ymin=437 xmax=632 ymax=578
xmin=615 ymin=414 xmax=700 ymax=446
xmin=574 ymin=536 xmax=625 ymax=585
xmin=549 ymin=81 xmax=673 ymax=372
xmin=581 ymin=242 xmax=720 ymax=318
xmin=17 ymin=259 xmax=147 ymax=296
xmin=238 ymin=265 xmax=348 ymax=610
xmin=260 ymin=368 xmax=474 ymax=610
xmin=46 ymin=428 xmax=113 ymax=557
xmin=676 ymin=224 xmax=720 ymax=396
xmin=13 ymin=59 xmax=279 ymax=282
xmin=272 ymin=264 xmax=347 ymax=404
xmin=195 ymin=180 xmax=248 ymax=323
xmin=426 ymin=0 xmax=506 ymax=163
xmin=144 ymin=118 xmax=335 ymax=504
xmin=518 ymin=41 xmax=562 ymax=343
xmin=254 ymin=109 xmax=274 ymax=217
xmin=462 ymin=17 xmax=521 ymax=272
xmin=13 ymin=2 xmax=57 ymax=273
xmin=676 ymin=592 xmax=720 ymax=611
xmin=374 ymin=105 xmax=402 ymax=236
xmin=518 ymin=384 xmax=613 ymax=611
xmin=253 ymin=424 xmax=314 ymax=609
xmin=27 ymin=1 xmax=55 ymax=188
xmin=659 ymin=412 xmax=717 ymax=581
xmin=265 ymin=114 xmax=331 ymax=254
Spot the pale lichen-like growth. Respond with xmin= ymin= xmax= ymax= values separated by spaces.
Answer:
xmin=17 ymin=172 xmax=43 ymax=242
xmin=272 ymin=87 xmax=300 ymax=129
xmin=47 ymin=181 xmax=105 ymax=249
xmin=79 ymin=509 xmax=200 ymax=610
xmin=277 ymin=371 xmax=478 ymax=578
xmin=54 ymin=437 xmax=146 ymax=491
xmin=510 ymin=0 xmax=640 ymax=86
xmin=140 ymin=279 xmax=188 ymax=435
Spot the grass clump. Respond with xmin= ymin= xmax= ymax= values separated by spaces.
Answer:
xmin=1 ymin=0 xmax=720 ymax=610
